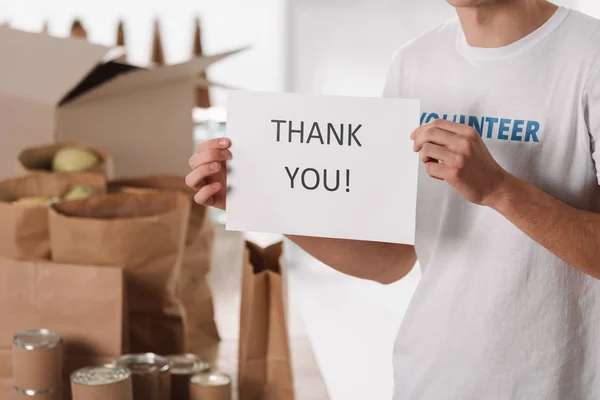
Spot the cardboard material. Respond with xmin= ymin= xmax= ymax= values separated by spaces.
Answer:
xmin=116 ymin=20 xmax=127 ymax=62
xmin=151 ymin=19 xmax=165 ymax=66
xmin=70 ymin=20 xmax=87 ymax=40
xmin=17 ymin=142 xmax=114 ymax=178
xmin=0 ymin=173 xmax=106 ymax=261
xmin=238 ymin=241 xmax=294 ymax=400
xmin=108 ymin=175 xmax=220 ymax=360
xmin=49 ymin=191 xmax=191 ymax=354
xmin=0 ymin=258 xmax=126 ymax=397
xmin=0 ymin=27 xmax=243 ymax=179
xmin=226 ymin=91 xmax=420 ymax=244
xmin=193 ymin=17 xmax=210 ymax=108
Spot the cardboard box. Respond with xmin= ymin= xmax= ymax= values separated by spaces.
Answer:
xmin=0 ymin=26 xmax=240 ymax=179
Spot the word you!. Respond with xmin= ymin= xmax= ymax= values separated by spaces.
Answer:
xmin=271 ymin=119 xmax=362 ymax=193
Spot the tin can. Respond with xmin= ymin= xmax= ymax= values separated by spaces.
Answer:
xmin=71 ymin=366 xmax=133 ymax=400
xmin=12 ymin=330 xmax=62 ymax=393
xmin=166 ymin=354 xmax=210 ymax=400
xmin=11 ymin=386 xmax=60 ymax=400
xmin=189 ymin=372 xmax=232 ymax=400
xmin=113 ymin=353 xmax=171 ymax=400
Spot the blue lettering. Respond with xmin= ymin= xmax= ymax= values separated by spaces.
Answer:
xmin=525 ymin=121 xmax=540 ymax=142
xmin=422 ymin=112 xmax=541 ymax=143
xmin=425 ymin=113 xmax=439 ymax=123
xmin=468 ymin=116 xmax=484 ymax=137
xmin=511 ymin=120 xmax=524 ymax=141
xmin=498 ymin=119 xmax=511 ymax=140
xmin=485 ymin=117 xmax=499 ymax=139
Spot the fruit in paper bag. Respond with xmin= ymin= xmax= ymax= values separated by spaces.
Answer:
xmin=52 ymin=147 xmax=99 ymax=172
xmin=14 ymin=196 xmax=52 ymax=207
xmin=63 ymin=185 xmax=95 ymax=201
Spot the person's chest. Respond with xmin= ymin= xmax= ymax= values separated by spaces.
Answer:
xmin=404 ymin=51 xmax=598 ymax=207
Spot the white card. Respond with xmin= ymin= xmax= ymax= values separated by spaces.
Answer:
xmin=225 ymin=91 xmax=420 ymax=244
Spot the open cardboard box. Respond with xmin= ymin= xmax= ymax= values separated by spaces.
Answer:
xmin=0 ymin=26 xmax=241 ymax=179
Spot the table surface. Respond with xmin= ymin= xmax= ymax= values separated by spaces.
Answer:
xmin=209 ymin=228 xmax=330 ymax=400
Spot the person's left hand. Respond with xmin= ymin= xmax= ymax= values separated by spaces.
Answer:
xmin=411 ymin=118 xmax=509 ymax=207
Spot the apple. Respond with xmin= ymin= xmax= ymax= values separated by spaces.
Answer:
xmin=63 ymin=185 xmax=95 ymax=201
xmin=52 ymin=147 xmax=99 ymax=172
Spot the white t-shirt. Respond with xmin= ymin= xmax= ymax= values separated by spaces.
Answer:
xmin=384 ymin=7 xmax=600 ymax=400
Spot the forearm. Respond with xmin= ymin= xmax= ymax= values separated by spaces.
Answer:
xmin=491 ymin=173 xmax=600 ymax=278
xmin=286 ymin=234 xmax=416 ymax=284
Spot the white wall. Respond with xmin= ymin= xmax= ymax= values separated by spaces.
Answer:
xmin=577 ymin=0 xmax=600 ymax=18
xmin=0 ymin=0 xmax=288 ymax=106
xmin=290 ymin=0 xmax=456 ymax=96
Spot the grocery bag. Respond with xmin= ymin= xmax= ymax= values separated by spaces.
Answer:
xmin=17 ymin=142 xmax=114 ymax=178
xmin=49 ymin=191 xmax=190 ymax=354
xmin=0 ymin=172 xmax=106 ymax=260
xmin=108 ymin=175 xmax=220 ymax=360
xmin=238 ymin=241 xmax=294 ymax=400
xmin=0 ymin=258 xmax=126 ymax=399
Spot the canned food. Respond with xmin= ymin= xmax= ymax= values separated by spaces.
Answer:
xmin=71 ymin=366 xmax=133 ymax=400
xmin=12 ymin=330 xmax=62 ymax=393
xmin=113 ymin=353 xmax=170 ymax=400
xmin=167 ymin=354 xmax=210 ymax=400
xmin=189 ymin=372 xmax=232 ymax=400
xmin=12 ymin=386 xmax=60 ymax=400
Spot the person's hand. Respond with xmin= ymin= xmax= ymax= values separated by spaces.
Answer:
xmin=411 ymin=119 xmax=509 ymax=207
xmin=186 ymin=137 xmax=231 ymax=210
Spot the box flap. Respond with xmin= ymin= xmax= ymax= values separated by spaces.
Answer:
xmin=0 ymin=27 xmax=110 ymax=105
xmin=68 ymin=48 xmax=246 ymax=105
xmin=60 ymin=61 xmax=140 ymax=106
xmin=57 ymin=80 xmax=194 ymax=178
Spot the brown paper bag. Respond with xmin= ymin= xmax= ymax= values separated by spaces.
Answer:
xmin=17 ymin=142 xmax=115 ymax=178
xmin=239 ymin=241 xmax=294 ymax=400
xmin=49 ymin=191 xmax=190 ymax=354
xmin=0 ymin=257 xmax=126 ymax=398
xmin=0 ymin=173 xmax=106 ymax=260
xmin=108 ymin=175 xmax=220 ymax=360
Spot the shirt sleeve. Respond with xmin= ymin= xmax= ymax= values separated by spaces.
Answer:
xmin=583 ymin=65 xmax=600 ymax=184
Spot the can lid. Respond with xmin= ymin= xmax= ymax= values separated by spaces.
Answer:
xmin=13 ymin=329 xmax=61 ymax=350
xmin=114 ymin=353 xmax=170 ymax=374
xmin=166 ymin=354 xmax=210 ymax=375
xmin=190 ymin=372 xmax=232 ymax=387
xmin=71 ymin=366 xmax=131 ymax=386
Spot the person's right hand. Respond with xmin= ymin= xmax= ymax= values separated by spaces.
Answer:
xmin=186 ymin=137 xmax=232 ymax=210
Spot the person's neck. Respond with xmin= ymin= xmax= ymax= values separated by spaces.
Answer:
xmin=456 ymin=0 xmax=559 ymax=48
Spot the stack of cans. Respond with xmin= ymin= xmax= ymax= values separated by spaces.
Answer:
xmin=189 ymin=372 xmax=232 ymax=400
xmin=112 ymin=353 xmax=171 ymax=400
xmin=12 ymin=330 xmax=62 ymax=400
xmin=166 ymin=354 xmax=210 ymax=400
xmin=71 ymin=366 xmax=133 ymax=400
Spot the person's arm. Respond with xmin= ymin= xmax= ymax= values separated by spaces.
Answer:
xmin=287 ymin=235 xmax=416 ymax=284
xmin=488 ymin=174 xmax=600 ymax=278
xmin=412 ymin=118 xmax=600 ymax=278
